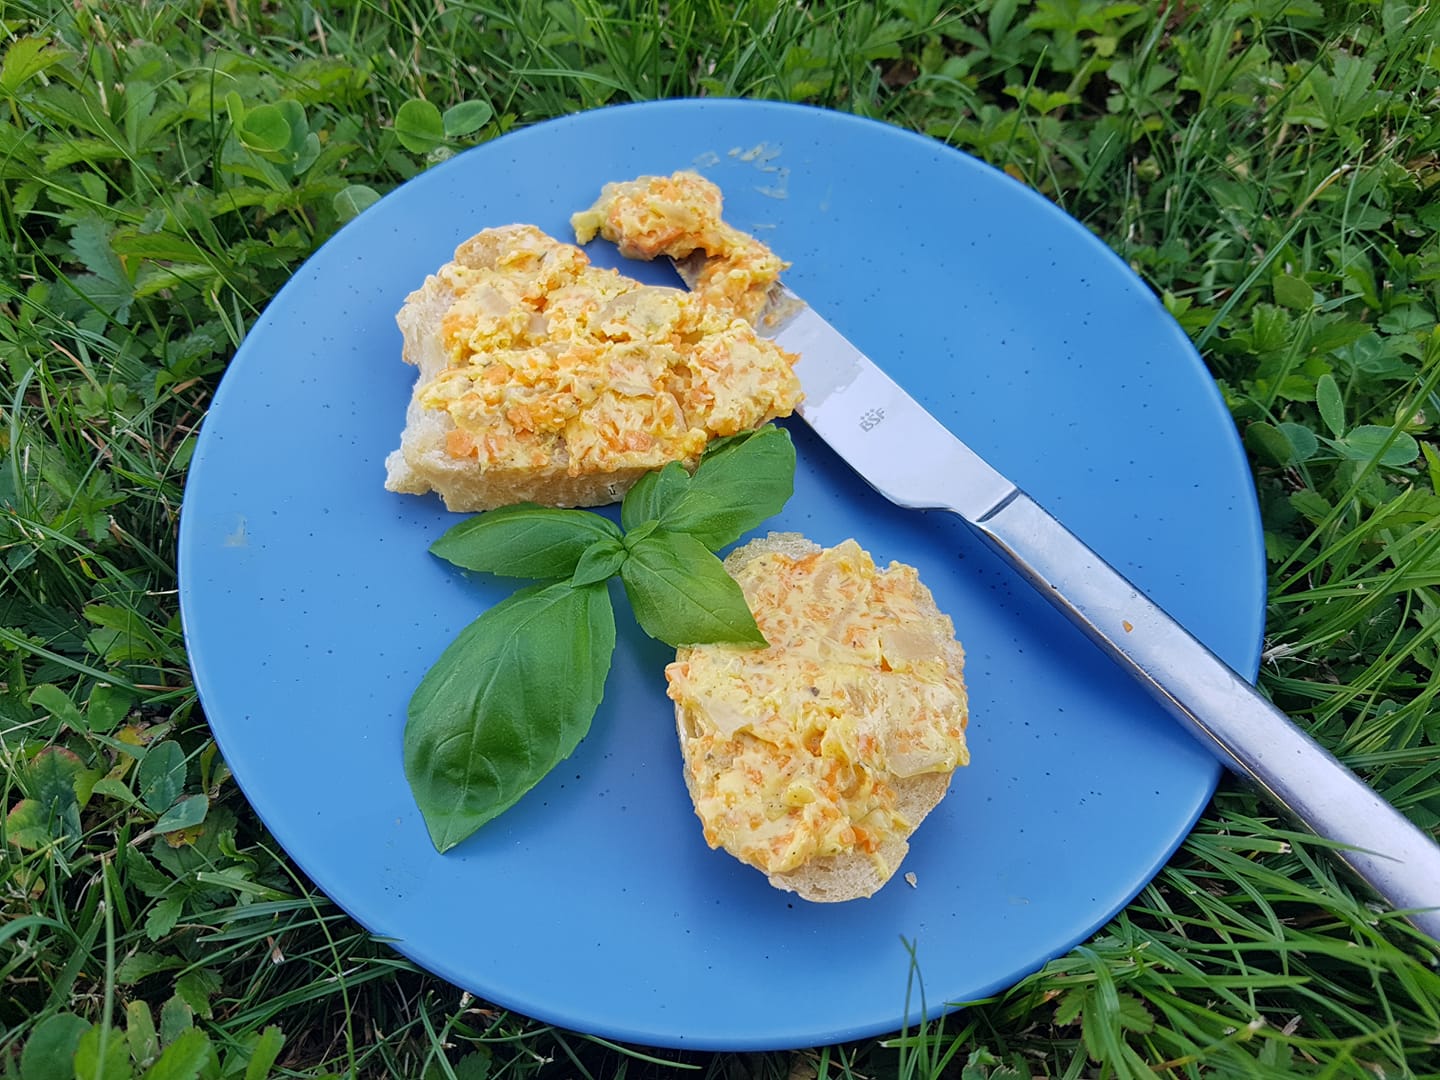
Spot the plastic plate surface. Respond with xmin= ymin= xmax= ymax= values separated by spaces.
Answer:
xmin=178 ymin=100 xmax=1265 ymax=1051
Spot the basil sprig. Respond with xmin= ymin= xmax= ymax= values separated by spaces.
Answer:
xmin=405 ymin=425 xmax=796 ymax=852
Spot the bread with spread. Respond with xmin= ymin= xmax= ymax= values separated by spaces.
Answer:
xmin=666 ymin=533 xmax=970 ymax=901
xmin=385 ymin=225 xmax=801 ymax=511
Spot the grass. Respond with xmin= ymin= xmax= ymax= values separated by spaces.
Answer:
xmin=3 ymin=0 xmax=1440 ymax=1076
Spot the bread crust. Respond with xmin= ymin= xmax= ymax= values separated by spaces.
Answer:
xmin=673 ymin=533 xmax=967 ymax=902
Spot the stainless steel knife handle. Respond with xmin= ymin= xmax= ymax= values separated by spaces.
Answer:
xmin=972 ymin=490 xmax=1440 ymax=942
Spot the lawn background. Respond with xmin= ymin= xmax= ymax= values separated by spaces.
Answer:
xmin=3 ymin=1 xmax=1440 ymax=1077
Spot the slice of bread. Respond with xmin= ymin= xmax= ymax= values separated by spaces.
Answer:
xmin=384 ymin=225 xmax=801 ymax=512
xmin=382 ymin=265 xmax=646 ymax=510
xmin=668 ymin=533 xmax=970 ymax=902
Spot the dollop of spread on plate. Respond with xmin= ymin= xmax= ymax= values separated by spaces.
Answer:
xmin=666 ymin=540 xmax=970 ymax=876
xmin=571 ymin=171 xmax=786 ymax=325
xmin=419 ymin=225 xmax=800 ymax=475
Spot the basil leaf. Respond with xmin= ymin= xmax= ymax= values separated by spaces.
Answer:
xmin=623 ymin=518 xmax=659 ymax=546
xmin=620 ymin=531 xmax=766 ymax=647
xmin=430 ymin=504 xmax=623 ymax=578
xmin=571 ymin=538 xmax=626 ymax=587
xmin=648 ymin=425 xmax=796 ymax=550
xmin=620 ymin=461 xmax=688 ymax=533
xmin=404 ymin=580 xmax=615 ymax=852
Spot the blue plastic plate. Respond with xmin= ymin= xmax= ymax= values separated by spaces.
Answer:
xmin=178 ymin=101 xmax=1264 ymax=1051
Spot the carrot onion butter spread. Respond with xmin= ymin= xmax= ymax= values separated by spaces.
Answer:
xmin=413 ymin=223 xmax=799 ymax=481
xmin=666 ymin=540 xmax=971 ymax=879
xmin=571 ymin=170 xmax=786 ymax=324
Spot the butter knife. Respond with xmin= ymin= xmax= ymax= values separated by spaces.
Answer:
xmin=760 ymin=284 xmax=1440 ymax=941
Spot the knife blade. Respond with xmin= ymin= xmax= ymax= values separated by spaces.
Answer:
xmin=762 ymin=284 xmax=1440 ymax=942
